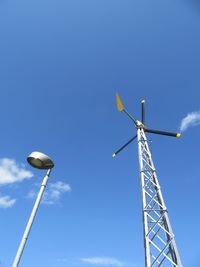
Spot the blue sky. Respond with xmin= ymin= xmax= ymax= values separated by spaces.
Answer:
xmin=0 ymin=0 xmax=200 ymax=266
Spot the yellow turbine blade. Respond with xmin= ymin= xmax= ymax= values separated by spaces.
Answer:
xmin=116 ymin=93 xmax=124 ymax=111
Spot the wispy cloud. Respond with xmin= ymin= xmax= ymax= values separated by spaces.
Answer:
xmin=0 ymin=195 xmax=16 ymax=208
xmin=80 ymin=257 xmax=134 ymax=267
xmin=43 ymin=181 xmax=71 ymax=205
xmin=180 ymin=111 xmax=200 ymax=132
xmin=56 ymin=257 xmax=137 ymax=267
xmin=0 ymin=158 xmax=33 ymax=185
xmin=28 ymin=181 xmax=71 ymax=205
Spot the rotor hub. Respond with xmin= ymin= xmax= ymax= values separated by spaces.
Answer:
xmin=135 ymin=120 xmax=144 ymax=129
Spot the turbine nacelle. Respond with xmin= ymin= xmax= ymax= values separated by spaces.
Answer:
xmin=135 ymin=120 xmax=144 ymax=128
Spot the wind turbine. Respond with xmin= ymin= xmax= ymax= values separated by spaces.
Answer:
xmin=113 ymin=94 xmax=183 ymax=267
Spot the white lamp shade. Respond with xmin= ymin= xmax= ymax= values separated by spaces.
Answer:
xmin=27 ymin=152 xmax=54 ymax=169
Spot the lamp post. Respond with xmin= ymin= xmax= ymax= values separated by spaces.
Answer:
xmin=12 ymin=152 xmax=54 ymax=267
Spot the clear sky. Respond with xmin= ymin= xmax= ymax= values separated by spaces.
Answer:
xmin=0 ymin=0 xmax=200 ymax=266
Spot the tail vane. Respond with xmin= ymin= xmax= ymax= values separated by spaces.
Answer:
xmin=116 ymin=93 xmax=124 ymax=111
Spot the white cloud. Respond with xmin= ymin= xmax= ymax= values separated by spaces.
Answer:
xmin=0 ymin=195 xmax=16 ymax=208
xmin=0 ymin=158 xmax=33 ymax=185
xmin=28 ymin=181 xmax=71 ymax=205
xmin=43 ymin=181 xmax=71 ymax=205
xmin=180 ymin=111 xmax=200 ymax=132
xmin=80 ymin=257 xmax=126 ymax=267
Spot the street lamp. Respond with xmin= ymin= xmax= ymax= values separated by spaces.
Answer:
xmin=12 ymin=152 xmax=54 ymax=267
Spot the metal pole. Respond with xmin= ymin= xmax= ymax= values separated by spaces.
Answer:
xmin=12 ymin=169 xmax=51 ymax=267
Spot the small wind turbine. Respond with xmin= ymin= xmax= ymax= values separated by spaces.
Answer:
xmin=113 ymin=93 xmax=183 ymax=267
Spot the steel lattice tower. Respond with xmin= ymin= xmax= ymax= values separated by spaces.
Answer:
xmin=113 ymin=94 xmax=183 ymax=267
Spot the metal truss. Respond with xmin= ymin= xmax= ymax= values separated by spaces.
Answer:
xmin=137 ymin=128 xmax=183 ymax=267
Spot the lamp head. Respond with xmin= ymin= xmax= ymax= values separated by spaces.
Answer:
xmin=27 ymin=152 xmax=54 ymax=169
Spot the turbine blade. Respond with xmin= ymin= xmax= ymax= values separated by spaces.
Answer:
xmin=116 ymin=93 xmax=124 ymax=111
xmin=141 ymin=99 xmax=145 ymax=124
xmin=115 ymin=93 xmax=137 ymax=125
xmin=145 ymin=128 xmax=181 ymax=138
xmin=112 ymin=135 xmax=137 ymax=157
